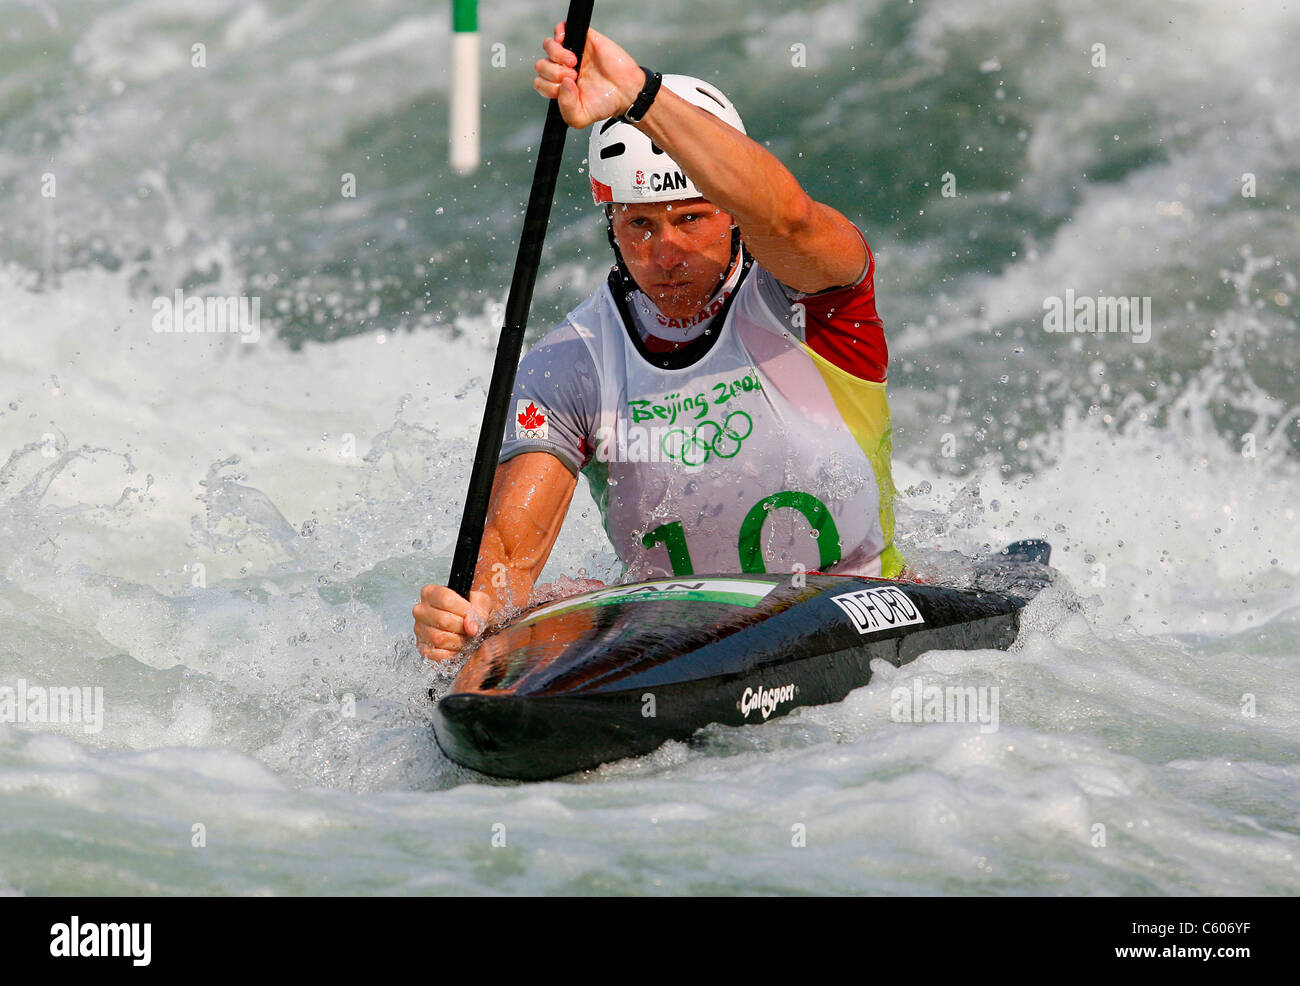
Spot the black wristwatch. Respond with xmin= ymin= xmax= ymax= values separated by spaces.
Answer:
xmin=619 ymin=68 xmax=663 ymax=124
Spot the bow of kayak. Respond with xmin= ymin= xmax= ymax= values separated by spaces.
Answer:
xmin=433 ymin=540 xmax=1054 ymax=780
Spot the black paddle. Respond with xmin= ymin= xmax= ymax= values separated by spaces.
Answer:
xmin=447 ymin=1 xmax=595 ymax=598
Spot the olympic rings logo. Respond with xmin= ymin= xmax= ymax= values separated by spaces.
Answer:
xmin=661 ymin=411 xmax=753 ymax=467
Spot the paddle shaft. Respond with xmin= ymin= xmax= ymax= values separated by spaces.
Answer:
xmin=447 ymin=0 xmax=595 ymax=598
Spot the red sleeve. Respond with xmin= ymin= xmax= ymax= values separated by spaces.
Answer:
xmin=796 ymin=231 xmax=887 ymax=383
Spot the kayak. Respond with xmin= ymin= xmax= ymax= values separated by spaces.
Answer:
xmin=432 ymin=540 xmax=1053 ymax=780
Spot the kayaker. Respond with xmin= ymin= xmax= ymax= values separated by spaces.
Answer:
xmin=415 ymin=22 xmax=898 ymax=662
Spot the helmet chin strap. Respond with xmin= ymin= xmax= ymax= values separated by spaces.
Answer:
xmin=605 ymin=209 xmax=744 ymax=305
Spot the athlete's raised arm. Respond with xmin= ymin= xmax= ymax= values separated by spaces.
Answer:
xmin=534 ymin=23 xmax=867 ymax=294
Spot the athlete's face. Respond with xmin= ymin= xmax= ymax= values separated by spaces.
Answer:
xmin=610 ymin=200 xmax=737 ymax=319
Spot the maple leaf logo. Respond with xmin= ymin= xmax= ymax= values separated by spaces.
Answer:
xmin=517 ymin=402 xmax=546 ymax=430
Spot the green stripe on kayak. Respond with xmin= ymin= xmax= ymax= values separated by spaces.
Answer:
xmin=520 ymin=587 xmax=772 ymax=624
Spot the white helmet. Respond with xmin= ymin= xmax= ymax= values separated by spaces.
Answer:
xmin=588 ymin=75 xmax=746 ymax=205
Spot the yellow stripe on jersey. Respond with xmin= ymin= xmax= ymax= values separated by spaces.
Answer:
xmin=796 ymin=340 xmax=905 ymax=578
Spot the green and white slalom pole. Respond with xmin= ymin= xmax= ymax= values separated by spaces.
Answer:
xmin=450 ymin=0 xmax=480 ymax=174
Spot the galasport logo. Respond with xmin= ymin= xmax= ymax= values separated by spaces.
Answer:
xmin=515 ymin=400 xmax=549 ymax=441
xmin=740 ymin=682 xmax=796 ymax=719
xmin=831 ymin=585 xmax=925 ymax=634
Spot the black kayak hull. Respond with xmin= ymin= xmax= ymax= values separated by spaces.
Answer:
xmin=433 ymin=544 xmax=1051 ymax=781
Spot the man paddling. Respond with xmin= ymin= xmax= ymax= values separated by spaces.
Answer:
xmin=415 ymin=22 xmax=898 ymax=662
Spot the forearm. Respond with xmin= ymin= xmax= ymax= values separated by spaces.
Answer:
xmin=630 ymin=83 xmax=865 ymax=291
xmin=469 ymin=518 xmax=552 ymax=617
xmin=635 ymin=87 xmax=810 ymax=237
xmin=468 ymin=455 xmax=577 ymax=619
